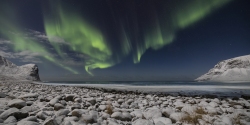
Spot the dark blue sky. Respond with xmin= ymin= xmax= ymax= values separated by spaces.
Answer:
xmin=0 ymin=0 xmax=250 ymax=81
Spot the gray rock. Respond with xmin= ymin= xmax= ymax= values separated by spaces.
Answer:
xmin=71 ymin=103 xmax=81 ymax=110
xmin=21 ymin=106 xmax=39 ymax=113
xmin=85 ymin=98 xmax=96 ymax=105
xmin=65 ymin=94 xmax=76 ymax=102
xmin=54 ymin=103 xmax=64 ymax=111
xmin=18 ymin=93 xmax=39 ymax=99
xmin=0 ymin=108 xmax=28 ymax=120
xmin=81 ymin=114 xmax=96 ymax=123
xmin=17 ymin=121 xmax=40 ymax=125
xmin=63 ymin=116 xmax=78 ymax=123
xmin=26 ymin=101 xmax=34 ymax=106
xmin=36 ymin=111 xmax=49 ymax=120
xmin=0 ymin=93 xmax=6 ymax=98
xmin=4 ymin=116 xmax=17 ymax=124
xmin=20 ymin=116 xmax=38 ymax=122
xmin=111 ymin=112 xmax=132 ymax=121
xmin=49 ymin=98 xmax=59 ymax=106
xmin=56 ymin=109 xmax=70 ymax=116
xmin=54 ymin=115 xmax=65 ymax=125
xmin=71 ymin=109 xmax=88 ymax=117
xmin=8 ymin=99 xmax=27 ymax=109
xmin=43 ymin=117 xmax=57 ymax=125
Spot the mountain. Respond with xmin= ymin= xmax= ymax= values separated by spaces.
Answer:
xmin=195 ymin=55 xmax=250 ymax=82
xmin=0 ymin=56 xmax=40 ymax=81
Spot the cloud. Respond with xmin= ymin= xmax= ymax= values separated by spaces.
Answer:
xmin=0 ymin=50 xmax=16 ymax=58
xmin=27 ymin=29 xmax=68 ymax=44
xmin=0 ymin=29 xmax=83 ymax=67
xmin=0 ymin=39 xmax=11 ymax=44
xmin=0 ymin=50 xmax=42 ymax=63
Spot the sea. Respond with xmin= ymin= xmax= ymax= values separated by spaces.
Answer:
xmin=42 ymin=81 xmax=250 ymax=86
xmin=41 ymin=81 xmax=250 ymax=97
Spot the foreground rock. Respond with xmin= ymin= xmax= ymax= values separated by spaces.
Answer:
xmin=0 ymin=81 xmax=249 ymax=125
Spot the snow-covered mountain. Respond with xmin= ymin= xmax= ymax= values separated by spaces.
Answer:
xmin=195 ymin=55 xmax=250 ymax=82
xmin=0 ymin=56 xmax=40 ymax=81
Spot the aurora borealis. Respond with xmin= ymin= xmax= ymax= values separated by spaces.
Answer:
xmin=0 ymin=0 xmax=250 ymax=81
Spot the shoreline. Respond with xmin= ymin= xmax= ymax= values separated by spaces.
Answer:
xmin=33 ymin=82 xmax=250 ymax=98
xmin=0 ymin=81 xmax=250 ymax=124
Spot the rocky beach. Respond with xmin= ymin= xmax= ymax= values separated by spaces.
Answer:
xmin=0 ymin=81 xmax=250 ymax=125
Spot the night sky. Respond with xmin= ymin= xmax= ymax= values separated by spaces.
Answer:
xmin=0 ymin=0 xmax=250 ymax=81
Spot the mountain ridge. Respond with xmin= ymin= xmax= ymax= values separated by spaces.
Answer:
xmin=196 ymin=55 xmax=250 ymax=82
xmin=0 ymin=56 xmax=40 ymax=81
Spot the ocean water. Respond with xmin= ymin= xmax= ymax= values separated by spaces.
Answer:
xmin=43 ymin=81 xmax=250 ymax=86
xmin=41 ymin=81 xmax=250 ymax=97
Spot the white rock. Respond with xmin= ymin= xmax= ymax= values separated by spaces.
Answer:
xmin=117 ymin=99 xmax=124 ymax=104
xmin=106 ymin=95 xmax=116 ymax=99
xmin=143 ymin=108 xmax=162 ymax=119
xmin=111 ymin=112 xmax=122 ymax=120
xmin=99 ymin=105 xmax=106 ymax=111
xmin=18 ymin=93 xmax=38 ymax=99
xmin=222 ymin=116 xmax=232 ymax=125
xmin=169 ymin=112 xmax=187 ymax=122
xmin=153 ymin=117 xmax=172 ymax=124
xmin=130 ymin=110 xmax=143 ymax=118
xmin=209 ymin=101 xmax=219 ymax=108
xmin=181 ymin=105 xmax=197 ymax=114
xmin=162 ymin=107 xmax=174 ymax=117
xmin=122 ymin=112 xmax=132 ymax=121
xmin=132 ymin=119 xmax=154 ymax=125
xmin=101 ymin=112 xmax=110 ymax=120
xmin=205 ymin=106 xmax=217 ymax=114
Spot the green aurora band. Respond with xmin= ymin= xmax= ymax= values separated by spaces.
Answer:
xmin=0 ymin=5 xmax=78 ymax=74
xmin=44 ymin=5 xmax=113 ymax=75
xmin=44 ymin=0 xmax=231 ymax=74
xmin=133 ymin=0 xmax=231 ymax=63
xmin=0 ymin=0 xmax=231 ymax=75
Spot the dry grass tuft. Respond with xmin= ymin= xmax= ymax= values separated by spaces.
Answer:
xmin=106 ymin=104 xmax=113 ymax=115
xmin=181 ymin=114 xmax=202 ymax=125
xmin=181 ymin=107 xmax=207 ymax=125
xmin=233 ymin=114 xmax=243 ymax=125
xmin=195 ymin=107 xmax=207 ymax=114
